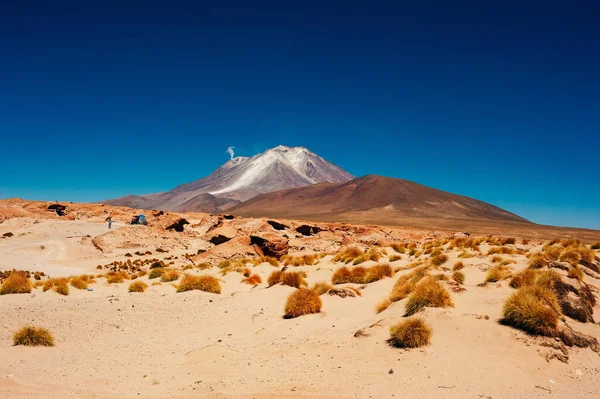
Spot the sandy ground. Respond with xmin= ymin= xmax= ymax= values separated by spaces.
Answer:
xmin=0 ymin=204 xmax=599 ymax=399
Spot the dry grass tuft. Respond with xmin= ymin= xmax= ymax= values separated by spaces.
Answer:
xmin=267 ymin=270 xmax=283 ymax=287
xmin=332 ymin=247 xmax=365 ymax=264
xmin=559 ymin=248 xmax=581 ymax=266
xmin=363 ymin=264 xmax=393 ymax=283
xmin=405 ymin=278 xmax=454 ymax=316
xmin=452 ymin=271 xmax=465 ymax=284
xmin=148 ymin=268 xmax=165 ymax=279
xmin=501 ymin=285 xmax=560 ymax=336
xmin=260 ymin=256 xmax=279 ymax=267
xmin=591 ymin=242 xmax=600 ymax=250
xmin=177 ymin=275 xmax=221 ymax=294
xmin=242 ymin=274 xmax=262 ymax=285
xmin=128 ymin=281 xmax=148 ymax=293
xmin=0 ymin=271 xmax=32 ymax=295
xmin=487 ymin=246 xmax=517 ymax=255
xmin=13 ymin=326 xmax=54 ymax=347
xmin=388 ymin=318 xmax=431 ymax=348
xmin=391 ymin=243 xmax=406 ymax=253
xmin=161 ymin=269 xmax=180 ymax=283
xmin=311 ymin=281 xmax=333 ymax=295
xmin=283 ymin=288 xmax=322 ymax=319
xmin=389 ymin=255 xmax=402 ymax=262
xmin=509 ymin=269 xmax=539 ymax=288
xmin=452 ymin=261 xmax=464 ymax=271
xmin=430 ymin=254 xmax=448 ymax=266
xmin=43 ymin=278 xmax=69 ymax=295
xmin=528 ymin=252 xmax=549 ymax=269
xmin=70 ymin=276 xmax=88 ymax=290
xmin=485 ymin=265 xmax=513 ymax=283
xmin=567 ymin=266 xmax=584 ymax=280
xmin=280 ymin=271 xmax=308 ymax=288
xmin=376 ymin=297 xmax=393 ymax=314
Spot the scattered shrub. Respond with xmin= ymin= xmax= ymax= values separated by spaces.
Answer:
xmin=363 ymin=264 xmax=393 ymax=283
xmin=280 ymin=272 xmax=307 ymax=288
xmin=148 ymin=268 xmax=165 ymax=279
xmin=388 ymin=318 xmax=431 ymax=348
xmin=0 ymin=271 xmax=32 ymax=295
xmin=13 ymin=327 xmax=54 ymax=347
xmin=542 ymin=244 xmax=562 ymax=260
xmin=161 ymin=269 xmax=180 ymax=282
xmin=311 ymin=281 xmax=333 ymax=295
xmin=389 ymin=255 xmax=402 ymax=262
xmin=283 ymin=288 xmax=322 ymax=319
xmin=267 ymin=270 xmax=283 ymax=287
xmin=332 ymin=247 xmax=365 ymax=264
xmin=70 ymin=276 xmax=88 ymax=290
xmin=177 ymin=275 xmax=221 ymax=294
xmin=430 ymin=254 xmax=448 ymax=266
xmin=405 ymin=278 xmax=454 ymax=316
xmin=591 ymin=242 xmax=600 ymax=250
xmin=242 ymin=274 xmax=262 ymax=285
xmin=42 ymin=278 xmax=69 ymax=295
xmin=528 ymin=253 xmax=548 ymax=269
xmin=487 ymin=247 xmax=517 ymax=255
xmin=129 ymin=281 xmax=148 ymax=292
xmin=391 ymin=243 xmax=406 ymax=253
xmin=485 ymin=265 xmax=513 ymax=283
xmin=376 ymin=297 xmax=393 ymax=313
xmin=501 ymin=286 xmax=560 ymax=336
xmin=567 ymin=266 xmax=583 ymax=280
xmin=452 ymin=261 xmax=464 ymax=271
xmin=502 ymin=237 xmax=516 ymax=245
xmin=331 ymin=267 xmax=353 ymax=284
xmin=452 ymin=271 xmax=465 ymax=284
xmin=509 ymin=269 xmax=538 ymax=288
xmin=106 ymin=272 xmax=127 ymax=284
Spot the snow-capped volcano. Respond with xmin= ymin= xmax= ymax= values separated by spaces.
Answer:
xmin=104 ymin=146 xmax=354 ymax=212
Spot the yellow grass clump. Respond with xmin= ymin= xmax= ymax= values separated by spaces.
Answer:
xmin=501 ymin=285 xmax=560 ymax=336
xmin=528 ymin=252 xmax=549 ymax=269
xmin=177 ymin=275 xmax=221 ymax=294
xmin=388 ymin=318 xmax=431 ymax=348
xmin=391 ymin=243 xmax=406 ymax=253
xmin=430 ymin=254 xmax=448 ymax=266
xmin=542 ymin=244 xmax=563 ymax=260
xmin=128 ymin=281 xmax=148 ymax=293
xmin=332 ymin=247 xmax=365 ymax=264
xmin=260 ymin=256 xmax=279 ymax=267
xmin=13 ymin=326 xmax=54 ymax=347
xmin=148 ymin=268 xmax=165 ymax=279
xmin=280 ymin=271 xmax=308 ymax=288
xmin=567 ymin=266 xmax=583 ymax=280
xmin=267 ymin=270 xmax=283 ymax=287
xmin=242 ymin=274 xmax=262 ymax=285
xmin=311 ymin=281 xmax=333 ymax=295
xmin=452 ymin=271 xmax=465 ymax=284
xmin=452 ymin=261 xmax=464 ymax=271
xmin=376 ymin=297 xmax=393 ymax=314
xmin=591 ymin=242 xmax=600 ymax=250
xmin=487 ymin=246 xmax=517 ymax=255
xmin=363 ymin=264 xmax=393 ymax=283
xmin=405 ymin=278 xmax=454 ymax=316
xmin=0 ymin=271 xmax=32 ymax=295
xmin=70 ymin=276 xmax=88 ymax=290
xmin=160 ymin=269 xmax=180 ymax=282
xmin=509 ymin=269 xmax=538 ymax=288
xmin=389 ymin=255 xmax=402 ymax=262
xmin=485 ymin=265 xmax=513 ymax=283
xmin=42 ymin=278 xmax=69 ymax=295
xmin=559 ymin=248 xmax=581 ymax=266
xmin=283 ymin=288 xmax=322 ymax=319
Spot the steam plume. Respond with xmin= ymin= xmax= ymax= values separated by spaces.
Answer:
xmin=226 ymin=146 xmax=235 ymax=160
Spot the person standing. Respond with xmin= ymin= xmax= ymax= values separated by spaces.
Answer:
xmin=107 ymin=217 xmax=112 ymax=229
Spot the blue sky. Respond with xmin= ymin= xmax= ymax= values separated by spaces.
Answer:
xmin=1 ymin=1 xmax=599 ymax=229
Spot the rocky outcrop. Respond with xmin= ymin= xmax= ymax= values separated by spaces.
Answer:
xmin=166 ymin=218 xmax=190 ymax=232
xmin=250 ymin=234 xmax=289 ymax=258
xmin=206 ymin=225 xmax=238 ymax=245
xmin=296 ymin=225 xmax=322 ymax=236
xmin=267 ymin=220 xmax=288 ymax=231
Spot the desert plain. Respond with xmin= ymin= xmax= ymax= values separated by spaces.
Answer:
xmin=1 ymin=198 xmax=599 ymax=399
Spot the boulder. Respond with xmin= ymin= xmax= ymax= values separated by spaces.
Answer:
xmin=166 ymin=218 xmax=189 ymax=232
xmin=250 ymin=234 xmax=289 ymax=258
xmin=296 ymin=225 xmax=322 ymax=236
xmin=267 ymin=220 xmax=288 ymax=231
xmin=206 ymin=225 xmax=238 ymax=245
